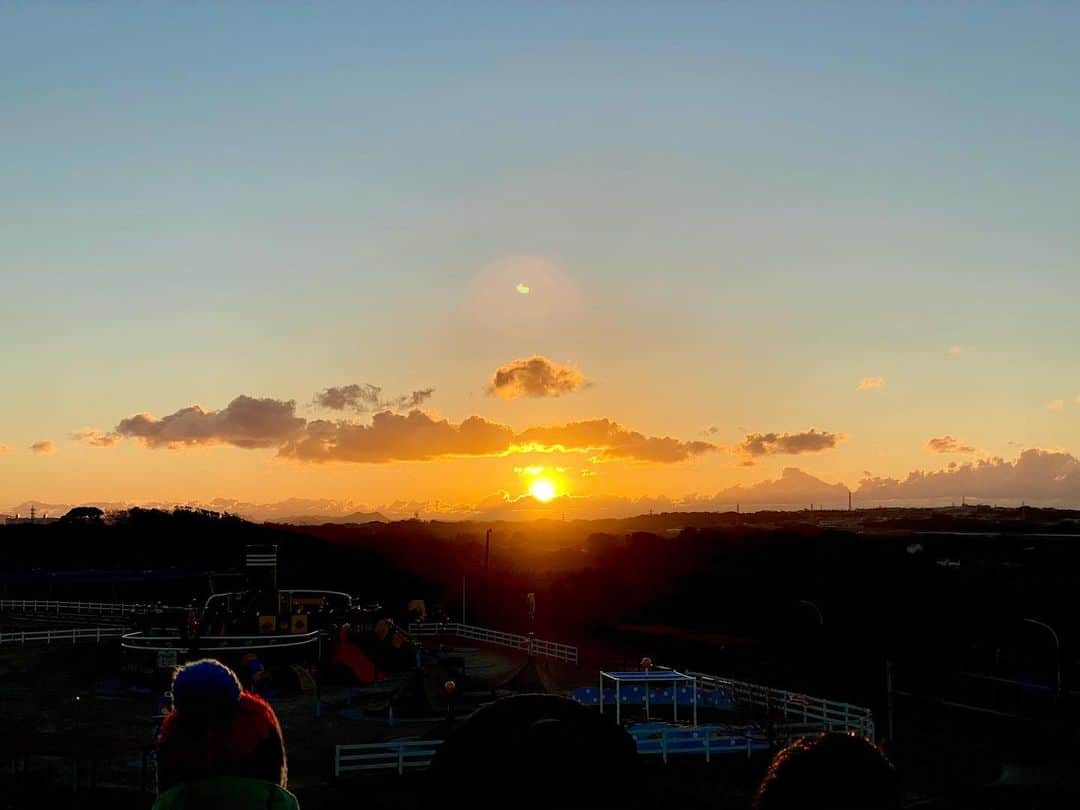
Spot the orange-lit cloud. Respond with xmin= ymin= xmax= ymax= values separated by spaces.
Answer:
xmin=279 ymin=411 xmax=715 ymax=464
xmin=513 ymin=419 xmax=714 ymax=462
xmin=488 ymin=356 xmax=589 ymax=400
xmin=736 ymin=429 xmax=844 ymax=457
xmin=857 ymin=376 xmax=886 ymax=391
xmin=1047 ymin=399 xmax=1065 ymax=411
xmin=30 ymin=440 xmax=55 ymax=455
xmin=925 ymin=435 xmax=977 ymax=455
xmin=281 ymin=410 xmax=513 ymax=463
xmin=0 ymin=443 xmax=9 ymax=454
xmin=312 ymin=384 xmax=434 ymax=413
xmin=947 ymin=345 xmax=963 ymax=357
xmin=72 ymin=428 xmax=122 ymax=448
xmin=116 ymin=396 xmax=306 ymax=449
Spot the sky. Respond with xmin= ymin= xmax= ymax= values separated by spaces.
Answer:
xmin=3 ymin=3 xmax=1080 ymax=519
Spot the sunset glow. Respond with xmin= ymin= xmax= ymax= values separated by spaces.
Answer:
xmin=528 ymin=478 xmax=558 ymax=503
xmin=3 ymin=5 xmax=1080 ymax=519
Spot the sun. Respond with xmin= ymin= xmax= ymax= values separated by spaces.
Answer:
xmin=529 ymin=478 xmax=557 ymax=503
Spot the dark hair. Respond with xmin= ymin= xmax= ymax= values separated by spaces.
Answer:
xmin=425 ymin=694 xmax=646 ymax=810
xmin=755 ymin=733 xmax=897 ymax=810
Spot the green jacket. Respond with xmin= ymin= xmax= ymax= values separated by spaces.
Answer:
xmin=153 ymin=778 xmax=300 ymax=810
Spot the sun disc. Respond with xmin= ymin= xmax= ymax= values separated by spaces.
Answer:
xmin=529 ymin=478 xmax=557 ymax=503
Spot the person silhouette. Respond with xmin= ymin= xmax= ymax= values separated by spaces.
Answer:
xmin=153 ymin=658 xmax=298 ymax=809
xmin=754 ymin=733 xmax=897 ymax=810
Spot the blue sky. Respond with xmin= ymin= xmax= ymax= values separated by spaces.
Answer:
xmin=2 ymin=3 xmax=1079 ymax=511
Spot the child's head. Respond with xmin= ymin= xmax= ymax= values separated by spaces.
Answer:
xmin=157 ymin=659 xmax=287 ymax=791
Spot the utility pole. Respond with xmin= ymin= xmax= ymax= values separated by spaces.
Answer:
xmin=484 ymin=529 xmax=491 ymax=574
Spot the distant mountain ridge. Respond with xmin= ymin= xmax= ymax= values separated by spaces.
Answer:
xmin=271 ymin=511 xmax=388 ymax=525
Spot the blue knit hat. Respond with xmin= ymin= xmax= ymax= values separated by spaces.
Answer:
xmin=172 ymin=659 xmax=243 ymax=719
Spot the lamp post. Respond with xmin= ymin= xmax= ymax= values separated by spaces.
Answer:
xmin=1023 ymin=617 xmax=1061 ymax=699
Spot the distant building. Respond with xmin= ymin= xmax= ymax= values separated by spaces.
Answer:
xmin=2 ymin=506 xmax=59 ymax=526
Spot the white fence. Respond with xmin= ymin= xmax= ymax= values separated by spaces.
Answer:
xmin=0 ymin=599 xmax=181 ymax=617
xmin=0 ymin=626 xmax=130 ymax=646
xmin=409 ymin=622 xmax=578 ymax=664
xmin=689 ymin=670 xmax=875 ymax=739
xmin=335 ymin=739 xmax=443 ymax=776
xmin=629 ymin=723 xmax=769 ymax=763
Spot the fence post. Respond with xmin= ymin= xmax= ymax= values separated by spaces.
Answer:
xmin=398 ymin=744 xmax=405 ymax=776
xmin=704 ymin=731 xmax=711 ymax=763
xmin=661 ymin=729 xmax=668 ymax=764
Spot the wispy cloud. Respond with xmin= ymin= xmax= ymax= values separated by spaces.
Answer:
xmin=857 ymin=376 xmax=886 ymax=391
xmin=30 ymin=440 xmax=55 ymax=455
xmin=0 ymin=443 xmax=10 ymax=454
xmin=947 ymin=345 xmax=964 ymax=357
xmin=488 ymin=356 xmax=589 ymax=400
xmin=736 ymin=429 xmax=844 ymax=457
xmin=1048 ymin=399 xmax=1065 ymax=411
xmin=312 ymin=384 xmax=435 ymax=413
xmin=925 ymin=435 xmax=977 ymax=455
xmin=72 ymin=428 xmax=122 ymax=448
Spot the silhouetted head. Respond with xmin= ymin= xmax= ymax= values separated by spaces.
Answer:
xmin=157 ymin=658 xmax=287 ymax=791
xmin=425 ymin=694 xmax=645 ymax=810
xmin=755 ymin=733 xmax=897 ymax=810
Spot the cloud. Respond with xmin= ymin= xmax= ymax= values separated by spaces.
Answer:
xmin=278 ymin=411 xmax=715 ymax=464
xmin=279 ymin=410 xmax=514 ymax=463
xmin=947 ymin=346 xmax=963 ymax=357
xmin=857 ymin=448 xmax=1080 ymax=504
xmin=857 ymin=377 xmax=886 ymax=391
xmin=30 ymin=440 xmax=55 ymax=455
xmin=0 ymin=444 xmax=9 ymax=454
xmin=72 ymin=428 xmax=122 ymax=448
xmin=488 ymin=356 xmax=589 ymax=400
xmin=513 ymin=419 xmax=715 ymax=463
xmin=925 ymin=435 xmax=977 ymax=455
xmin=115 ymin=396 xmax=306 ymax=449
xmin=312 ymin=384 xmax=434 ymax=413
xmin=1048 ymin=399 xmax=1065 ymax=411
xmin=737 ymin=429 xmax=844 ymax=457
xmin=702 ymin=426 xmax=721 ymax=437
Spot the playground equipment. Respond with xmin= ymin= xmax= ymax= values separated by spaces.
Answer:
xmin=599 ymin=669 xmax=699 ymax=725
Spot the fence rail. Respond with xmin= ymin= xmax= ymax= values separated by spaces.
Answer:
xmin=0 ymin=599 xmax=182 ymax=617
xmin=409 ymin=622 xmax=578 ymax=664
xmin=335 ymin=740 xmax=444 ymax=776
xmin=688 ymin=670 xmax=875 ymax=739
xmin=629 ymin=723 xmax=770 ymax=763
xmin=0 ymin=626 xmax=130 ymax=646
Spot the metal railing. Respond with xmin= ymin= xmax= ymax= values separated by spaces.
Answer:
xmin=0 ymin=599 xmax=182 ymax=617
xmin=409 ymin=622 xmax=578 ymax=664
xmin=689 ymin=670 xmax=875 ymax=739
xmin=0 ymin=626 xmax=130 ymax=645
xmin=629 ymin=723 xmax=770 ymax=763
xmin=335 ymin=739 xmax=444 ymax=776
xmin=120 ymin=630 xmax=321 ymax=652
